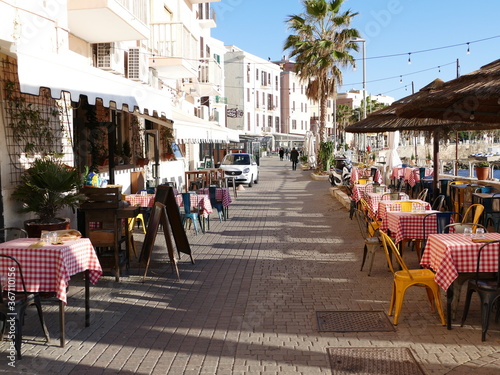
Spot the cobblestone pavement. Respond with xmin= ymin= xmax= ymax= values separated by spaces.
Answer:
xmin=1 ymin=156 xmax=500 ymax=374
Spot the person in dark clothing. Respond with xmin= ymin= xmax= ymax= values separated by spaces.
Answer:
xmin=279 ymin=148 xmax=284 ymax=161
xmin=290 ymin=147 xmax=299 ymax=170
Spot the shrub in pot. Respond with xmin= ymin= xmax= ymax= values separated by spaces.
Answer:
xmin=475 ymin=161 xmax=490 ymax=181
xmin=12 ymin=157 xmax=86 ymax=237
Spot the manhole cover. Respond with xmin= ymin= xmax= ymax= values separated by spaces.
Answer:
xmin=327 ymin=347 xmax=426 ymax=375
xmin=316 ymin=311 xmax=394 ymax=332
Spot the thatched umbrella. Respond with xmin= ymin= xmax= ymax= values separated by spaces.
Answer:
xmin=346 ymin=78 xmax=499 ymax=197
xmin=396 ymin=59 xmax=500 ymax=124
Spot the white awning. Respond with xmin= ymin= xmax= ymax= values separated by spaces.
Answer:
xmin=16 ymin=50 xmax=172 ymax=119
xmin=172 ymin=108 xmax=240 ymax=144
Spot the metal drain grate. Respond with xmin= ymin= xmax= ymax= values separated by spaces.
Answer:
xmin=327 ymin=347 xmax=426 ymax=375
xmin=316 ymin=311 xmax=395 ymax=332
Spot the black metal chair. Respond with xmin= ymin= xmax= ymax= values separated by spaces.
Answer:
xmin=0 ymin=227 xmax=28 ymax=243
xmin=0 ymin=255 xmax=50 ymax=359
xmin=431 ymin=194 xmax=446 ymax=211
xmin=419 ymin=211 xmax=461 ymax=259
xmin=461 ymin=240 xmax=500 ymax=341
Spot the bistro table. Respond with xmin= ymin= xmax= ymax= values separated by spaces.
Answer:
xmin=0 ymin=237 xmax=102 ymax=346
xmin=364 ymin=192 xmax=409 ymax=216
xmin=378 ymin=199 xmax=430 ymax=231
xmin=124 ymin=193 xmax=155 ymax=207
xmin=198 ymin=187 xmax=232 ymax=207
xmin=421 ymin=232 xmax=500 ymax=329
xmin=385 ymin=209 xmax=445 ymax=245
xmin=352 ymin=184 xmax=374 ymax=202
xmin=175 ymin=193 xmax=213 ymax=218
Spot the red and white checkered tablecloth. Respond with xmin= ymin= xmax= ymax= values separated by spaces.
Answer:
xmin=0 ymin=238 xmax=102 ymax=303
xmin=390 ymin=167 xmax=407 ymax=180
xmin=351 ymin=184 xmax=374 ymax=202
xmin=378 ymin=199 xmax=429 ymax=229
xmin=421 ymin=233 xmax=500 ymax=290
xmin=364 ymin=192 xmax=410 ymax=215
xmin=175 ymin=194 xmax=213 ymax=218
xmin=198 ymin=188 xmax=232 ymax=207
xmin=407 ymin=168 xmax=434 ymax=187
xmin=386 ymin=210 xmax=449 ymax=244
xmin=124 ymin=194 xmax=155 ymax=207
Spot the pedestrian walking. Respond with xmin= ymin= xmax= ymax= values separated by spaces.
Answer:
xmin=285 ymin=148 xmax=290 ymax=160
xmin=279 ymin=147 xmax=284 ymax=161
xmin=290 ymin=147 xmax=299 ymax=170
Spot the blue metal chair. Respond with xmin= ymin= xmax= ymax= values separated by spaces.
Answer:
xmin=181 ymin=193 xmax=202 ymax=235
xmin=209 ymin=187 xmax=225 ymax=223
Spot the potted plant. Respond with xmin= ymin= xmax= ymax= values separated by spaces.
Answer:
xmin=12 ymin=156 xmax=86 ymax=237
xmin=475 ymin=161 xmax=490 ymax=180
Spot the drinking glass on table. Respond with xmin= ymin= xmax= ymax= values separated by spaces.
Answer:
xmin=475 ymin=227 xmax=486 ymax=239
xmin=463 ymin=227 xmax=473 ymax=238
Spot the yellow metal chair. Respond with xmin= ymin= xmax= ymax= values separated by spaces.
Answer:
xmin=379 ymin=231 xmax=446 ymax=326
xmin=461 ymin=203 xmax=484 ymax=228
xmin=359 ymin=198 xmax=381 ymax=236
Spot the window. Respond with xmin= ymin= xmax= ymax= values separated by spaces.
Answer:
xmin=256 ymin=114 xmax=259 ymax=127
xmin=262 ymin=71 xmax=267 ymax=86
xmin=256 ymin=91 xmax=259 ymax=107
xmin=247 ymin=112 xmax=251 ymax=131
xmin=268 ymin=115 xmax=272 ymax=128
xmin=275 ymin=76 xmax=278 ymax=89
xmin=247 ymin=88 xmax=250 ymax=102
xmin=247 ymin=64 xmax=250 ymax=83
xmin=256 ymin=68 xmax=259 ymax=80
xmin=292 ymin=119 xmax=297 ymax=130
xmin=293 ymin=82 xmax=295 ymax=92
xmin=305 ymin=103 xmax=307 ymax=112
xmin=267 ymin=94 xmax=272 ymax=110
xmin=292 ymin=101 xmax=296 ymax=111
xmin=275 ymin=117 xmax=280 ymax=131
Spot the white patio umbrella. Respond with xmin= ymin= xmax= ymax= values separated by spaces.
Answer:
xmin=304 ymin=131 xmax=317 ymax=168
xmin=386 ymin=131 xmax=402 ymax=185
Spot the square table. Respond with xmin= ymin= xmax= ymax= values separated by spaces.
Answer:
xmin=0 ymin=238 xmax=102 ymax=345
xmin=124 ymin=193 xmax=155 ymax=207
xmin=198 ymin=187 xmax=232 ymax=207
xmin=378 ymin=199 xmax=431 ymax=231
xmin=386 ymin=210 xmax=443 ymax=245
xmin=364 ymin=192 xmax=409 ymax=216
xmin=351 ymin=184 xmax=373 ymax=202
xmin=421 ymin=232 xmax=500 ymax=329
xmin=175 ymin=194 xmax=213 ymax=218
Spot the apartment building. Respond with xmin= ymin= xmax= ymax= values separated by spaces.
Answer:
xmin=224 ymin=46 xmax=281 ymax=151
xmin=0 ymin=0 xmax=236 ymax=227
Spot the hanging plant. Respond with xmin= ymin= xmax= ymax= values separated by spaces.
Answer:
xmin=160 ymin=127 xmax=176 ymax=161
xmin=130 ymin=115 xmax=145 ymax=160
xmin=3 ymin=79 xmax=62 ymax=157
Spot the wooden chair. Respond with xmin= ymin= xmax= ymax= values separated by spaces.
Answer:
xmin=0 ymin=255 xmax=50 ymax=359
xmin=80 ymin=187 xmax=126 ymax=282
xmin=461 ymin=240 xmax=500 ymax=341
xmin=379 ymin=231 xmax=446 ymax=326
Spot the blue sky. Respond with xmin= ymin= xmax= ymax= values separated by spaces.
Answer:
xmin=212 ymin=0 xmax=500 ymax=101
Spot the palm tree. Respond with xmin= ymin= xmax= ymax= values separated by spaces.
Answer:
xmin=284 ymin=0 xmax=359 ymax=171
xmin=335 ymin=104 xmax=353 ymax=146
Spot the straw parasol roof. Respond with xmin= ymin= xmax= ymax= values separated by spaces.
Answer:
xmin=396 ymin=59 xmax=500 ymax=125
xmin=346 ymin=78 xmax=498 ymax=134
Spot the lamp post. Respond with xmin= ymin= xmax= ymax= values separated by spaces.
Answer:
xmin=351 ymin=37 xmax=367 ymax=158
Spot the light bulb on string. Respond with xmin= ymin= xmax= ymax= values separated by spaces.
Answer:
xmin=438 ymin=66 xmax=441 ymax=73
xmin=408 ymin=53 xmax=412 ymax=64
xmin=467 ymin=42 xmax=470 ymax=55
xmin=400 ymin=75 xmax=403 ymax=83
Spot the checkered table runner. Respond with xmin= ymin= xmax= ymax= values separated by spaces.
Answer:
xmin=0 ymin=238 xmax=102 ymax=303
xmin=198 ymin=188 xmax=232 ymax=207
xmin=175 ymin=194 xmax=213 ymax=218
xmin=386 ymin=210 xmax=447 ymax=244
xmin=421 ymin=233 xmax=500 ymax=290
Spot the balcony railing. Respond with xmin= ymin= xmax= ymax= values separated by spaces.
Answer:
xmin=116 ymin=0 xmax=148 ymax=24
xmin=198 ymin=57 xmax=222 ymax=86
xmin=151 ymin=23 xmax=197 ymax=59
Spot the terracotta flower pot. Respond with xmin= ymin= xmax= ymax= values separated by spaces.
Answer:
xmin=475 ymin=167 xmax=489 ymax=180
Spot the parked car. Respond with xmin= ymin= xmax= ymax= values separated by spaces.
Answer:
xmin=219 ymin=153 xmax=259 ymax=187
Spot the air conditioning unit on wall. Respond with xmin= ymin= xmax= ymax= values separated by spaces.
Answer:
xmin=96 ymin=42 xmax=125 ymax=75
xmin=128 ymin=47 xmax=149 ymax=83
